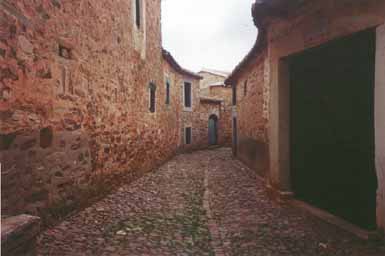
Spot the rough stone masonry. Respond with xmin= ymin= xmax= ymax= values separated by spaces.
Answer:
xmin=0 ymin=0 xmax=180 ymax=223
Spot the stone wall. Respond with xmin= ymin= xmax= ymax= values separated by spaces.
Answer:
xmin=233 ymin=51 xmax=269 ymax=176
xmin=209 ymin=86 xmax=232 ymax=146
xmin=162 ymin=57 xmax=203 ymax=152
xmin=179 ymin=77 xmax=202 ymax=151
xmin=0 ymin=0 xmax=180 ymax=223
xmin=196 ymin=100 xmax=221 ymax=147
xmin=198 ymin=71 xmax=226 ymax=96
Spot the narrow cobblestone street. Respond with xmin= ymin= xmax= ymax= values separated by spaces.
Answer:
xmin=37 ymin=148 xmax=385 ymax=256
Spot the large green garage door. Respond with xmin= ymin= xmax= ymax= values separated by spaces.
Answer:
xmin=289 ymin=29 xmax=377 ymax=230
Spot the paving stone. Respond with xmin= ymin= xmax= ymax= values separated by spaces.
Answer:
xmin=37 ymin=148 xmax=385 ymax=255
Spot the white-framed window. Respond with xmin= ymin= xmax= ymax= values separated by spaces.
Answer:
xmin=183 ymin=81 xmax=192 ymax=111
xmin=132 ymin=0 xmax=146 ymax=59
xmin=135 ymin=0 xmax=141 ymax=29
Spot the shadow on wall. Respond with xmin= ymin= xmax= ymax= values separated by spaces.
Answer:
xmin=237 ymin=136 xmax=269 ymax=177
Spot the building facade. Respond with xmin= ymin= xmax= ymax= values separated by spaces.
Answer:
xmin=227 ymin=0 xmax=385 ymax=233
xmin=162 ymin=50 xmax=231 ymax=151
xmin=0 ymin=0 xmax=227 ymax=224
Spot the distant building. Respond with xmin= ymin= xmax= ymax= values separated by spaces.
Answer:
xmin=198 ymin=69 xmax=230 ymax=96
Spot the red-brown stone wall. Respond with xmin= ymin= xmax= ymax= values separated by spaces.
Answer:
xmin=234 ymin=51 xmax=269 ymax=176
xmin=209 ymin=86 xmax=232 ymax=146
xmin=195 ymin=101 xmax=221 ymax=147
xmin=0 ymin=0 xmax=179 ymax=223
xmin=162 ymin=59 xmax=203 ymax=152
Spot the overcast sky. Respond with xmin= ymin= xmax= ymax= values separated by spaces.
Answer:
xmin=161 ymin=0 xmax=258 ymax=73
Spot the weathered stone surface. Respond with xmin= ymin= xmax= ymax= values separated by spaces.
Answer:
xmin=232 ymin=50 xmax=269 ymax=174
xmin=37 ymin=149 xmax=385 ymax=255
xmin=233 ymin=0 xmax=385 ymax=233
xmin=1 ymin=214 xmax=41 ymax=256
xmin=0 ymin=0 xmax=179 ymax=224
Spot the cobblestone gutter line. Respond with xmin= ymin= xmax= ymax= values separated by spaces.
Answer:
xmin=203 ymin=156 xmax=227 ymax=256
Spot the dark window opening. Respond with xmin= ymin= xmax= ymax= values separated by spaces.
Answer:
xmin=0 ymin=133 xmax=17 ymax=150
xmin=114 ymin=88 xmax=118 ymax=102
xmin=40 ymin=127 xmax=53 ymax=148
xmin=59 ymin=44 xmax=71 ymax=59
xmin=232 ymin=84 xmax=237 ymax=105
xmin=184 ymin=82 xmax=192 ymax=108
xmin=135 ymin=0 xmax=141 ymax=28
xmin=149 ymin=83 xmax=156 ymax=113
xmin=166 ymin=80 xmax=170 ymax=105
xmin=244 ymin=79 xmax=248 ymax=96
xmin=185 ymin=127 xmax=192 ymax=144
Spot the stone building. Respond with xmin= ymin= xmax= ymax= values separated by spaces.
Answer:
xmin=0 ymin=0 xmax=181 ymax=223
xmin=162 ymin=49 xmax=203 ymax=151
xmin=207 ymin=83 xmax=232 ymax=146
xmin=198 ymin=69 xmax=233 ymax=146
xmin=226 ymin=0 xmax=385 ymax=235
xmin=198 ymin=68 xmax=230 ymax=96
xmin=162 ymin=50 xmax=231 ymax=150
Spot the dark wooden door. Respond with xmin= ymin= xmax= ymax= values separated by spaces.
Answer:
xmin=209 ymin=116 xmax=218 ymax=145
xmin=290 ymin=29 xmax=377 ymax=229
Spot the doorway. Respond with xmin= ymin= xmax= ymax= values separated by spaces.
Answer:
xmin=289 ymin=29 xmax=377 ymax=230
xmin=208 ymin=115 xmax=218 ymax=145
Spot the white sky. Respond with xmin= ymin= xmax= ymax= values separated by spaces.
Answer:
xmin=161 ymin=0 xmax=258 ymax=73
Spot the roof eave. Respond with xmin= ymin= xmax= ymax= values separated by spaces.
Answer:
xmin=162 ymin=49 xmax=203 ymax=80
xmin=225 ymin=0 xmax=289 ymax=86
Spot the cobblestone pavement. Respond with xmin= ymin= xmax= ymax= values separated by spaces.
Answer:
xmin=38 ymin=148 xmax=385 ymax=256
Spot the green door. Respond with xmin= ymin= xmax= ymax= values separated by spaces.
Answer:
xmin=209 ymin=115 xmax=218 ymax=145
xmin=289 ymin=29 xmax=377 ymax=229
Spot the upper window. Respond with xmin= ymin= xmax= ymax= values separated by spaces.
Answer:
xmin=184 ymin=82 xmax=192 ymax=108
xmin=232 ymin=84 xmax=237 ymax=106
xmin=166 ymin=80 xmax=170 ymax=105
xmin=244 ymin=79 xmax=248 ymax=96
xmin=149 ymin=83 xmax=156 ymax=113
xmin=135 ymin=0 xmax=141 ymax=28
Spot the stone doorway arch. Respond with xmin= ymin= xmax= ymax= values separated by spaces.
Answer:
xmin=208 ymin=114 xmax=218 ymax=145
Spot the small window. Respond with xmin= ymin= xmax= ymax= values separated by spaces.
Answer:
xmin=185 ymin=127 xmax=192 ymax=145
xmin=135 ymin=0 xmax=141 ymax=28
xmin=114 ymin=88 xmax=118 ymax=102
xmin=232 ymin=84 xmax=237 ymax=105
xmin=244 ymin=79 xmax=248 ymax=96
xmin=165 ymin=80 xmax=170 ymax=105
xmin=184 ymin=82 xmax=192 ymax=108
xmin=149 ymin=83 xmax=156 ymax=113
xmin=59 ymin=44 xmax=71 ymax=59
